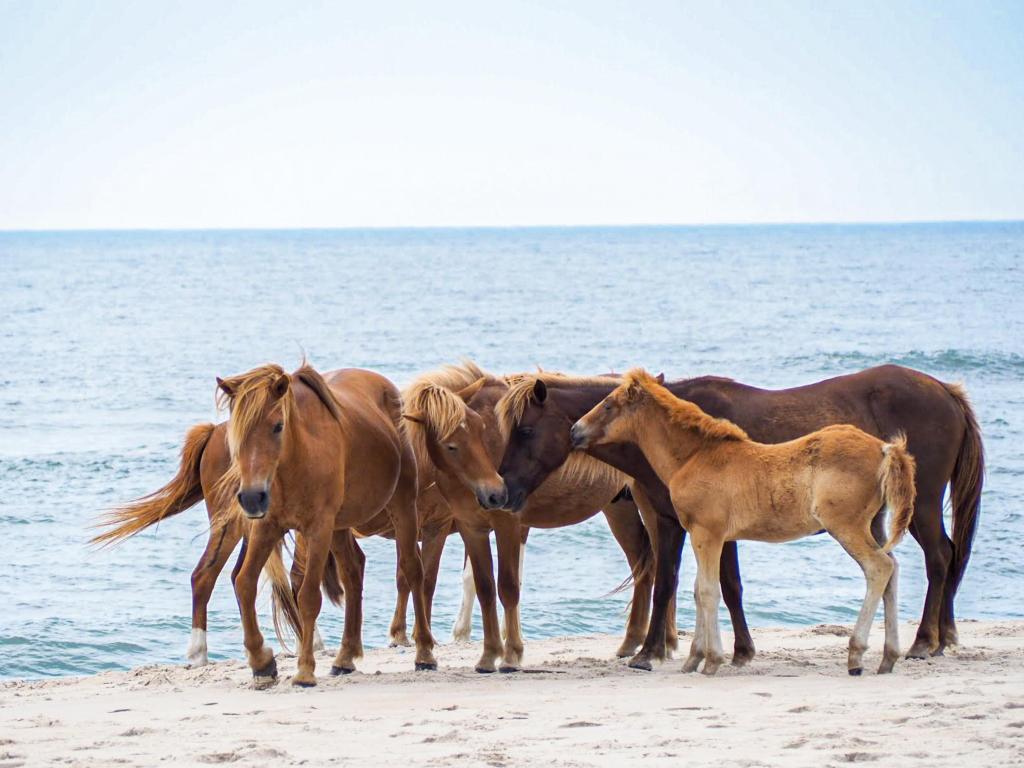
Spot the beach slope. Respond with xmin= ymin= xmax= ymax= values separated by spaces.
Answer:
xmin=2 ymin=621 xmax=1022 ymax=767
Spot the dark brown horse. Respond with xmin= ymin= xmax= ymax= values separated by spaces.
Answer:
xmin=493 ymin=364 xmax=983 ymax=669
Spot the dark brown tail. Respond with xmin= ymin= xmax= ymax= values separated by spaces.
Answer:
xmin=880 ymin=433 xmax=917 ymax=553
xmin=608 ymin=538 xmax=654 ymax=598
xmin=943 ymin=383 xmax=985 ymax=594
xmin=91 ymin=423 xmax=215 ymax=546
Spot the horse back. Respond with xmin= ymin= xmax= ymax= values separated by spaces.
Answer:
xmin=676 ymin=365 xmax=964 ymax=487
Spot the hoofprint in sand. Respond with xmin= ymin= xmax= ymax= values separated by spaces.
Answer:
xmin=2 ymin=622 xmax=1022 ymax=767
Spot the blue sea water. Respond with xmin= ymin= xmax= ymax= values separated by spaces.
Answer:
xmin=1 ymin=223 xmax=1022 ymax=679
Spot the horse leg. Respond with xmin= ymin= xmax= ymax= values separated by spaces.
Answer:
xmin=188 ymin=517 xmax=241 ymax=667
xmin=452 ymin=551 xmax=476 ymax=642
xmin=692 ymin=528 xmax=726 ymax=674
xmin=682 ymin=569 xmax=705 ymax=673
xmin=604 ymin=494 xmax=654 ymax=658
xmin=289 ymin=533 xmax=325 ymax=653
xmin=495 ymin=522 xmax=525 ymax=672
xmin=419 ymin=523 xmax=449 ymax=631
xmin=232 ymin=523 xmax=282 ymax=688
xmin=834 ymin=523 xmax=894 ymax=676
xmin=291 ymin=523 xmax=331 ymax=687
xmin=905 ymin=489 xmax=952 ymax=659
xmin=629 ymin=484 xmax=685 ymax=671
xmin=460 ymin=525 xmax=503 ymax=672
xmin=871 ymin=514 xmax=901 ymax=674
xmin=389 ymin=539 xmax=412 ymax=647
xmin=330 ymin=529 xmax=365 ymax=675
xmin=720 ymin=541 xmax=755 ymax=665
xmin=389 ymin=479 xmax=437 ymax=671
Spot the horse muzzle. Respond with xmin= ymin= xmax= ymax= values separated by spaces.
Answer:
xmin=475 ymin=482 xmax=509 ymax=511
xmin=569 ymin=422 xmax=591 ymax=449
xmin=237 ymin=487 xmax=270 ymax=518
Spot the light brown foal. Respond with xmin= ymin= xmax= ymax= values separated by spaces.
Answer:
xmin=572 ymin=369 xmax=916 ymax=676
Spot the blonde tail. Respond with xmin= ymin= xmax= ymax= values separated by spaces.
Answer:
xmin=879 ymin=433 xmax=917 ymax=553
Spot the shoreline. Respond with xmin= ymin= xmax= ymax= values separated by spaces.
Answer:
xmin=2 ymin=620 xmax=1023 ymax=766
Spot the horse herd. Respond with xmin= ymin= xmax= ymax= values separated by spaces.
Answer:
xmin=94 ymin=361 xmax=984 ymax=686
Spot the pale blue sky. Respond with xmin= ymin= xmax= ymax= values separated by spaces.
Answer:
xmin=1 ymin=1 xmax=1022 ymax=229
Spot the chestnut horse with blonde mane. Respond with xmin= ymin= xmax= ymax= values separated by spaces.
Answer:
xmin=398 ymin=362 xmax=659 ymax=672
xmin=93 ymin=414 xmax=331 ymax=669
xmin=572 ymin=370 xmax=917 ymax=675
xmin=210 ymin=363 xmax=436 ymax=686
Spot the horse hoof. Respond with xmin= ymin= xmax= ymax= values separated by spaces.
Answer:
xmin=475 ymin=666 xmax=496 ymax=674
xmin=499 ymin=665 xmax=519 ymax=674
xmin=905 ymin=642 xmax=931 ymax=660
xmin=330 ymin=666 xmax=354 ymax=676
xmin=628 ymin=657 xmax=653 ymax=672
xmin=291 ymin=677 xmax=317 ymax=688
xmin=415 ymin=662 xmax=437 ymax=671
xmin=252 ymin=657 xmax=278 ymax=688
xmin=848 ymin=667 xmax=863 ymax=676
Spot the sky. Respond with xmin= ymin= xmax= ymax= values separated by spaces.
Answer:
xmin=1 ymin=1 xmax=1022 ymax=229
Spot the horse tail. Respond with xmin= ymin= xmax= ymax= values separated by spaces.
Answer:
xmin=268 ymin=539 xmax=302 ymax=653
xmin=322 ymin=551 xmax=345 ymax=607
xmin=91 ymin=423 xmax=215 ymax=546
xmin=607 ymin=535 xmax=654 ymax=597
xmin=943 ymin=382 xmax=985 ymax=594
xmin=879 ymin=433 xmax=917 ymax=553
xmin=269 ymin=537 xmax=344 ymax=651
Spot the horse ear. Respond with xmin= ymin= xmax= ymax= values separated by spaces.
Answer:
xmin=533 ymin=378 xmax=547 ymax=403
xmin=655 ymin=372 xmax=665 ymax=385
xmin=272 ymin=374 xmax=290 ymax=400
xmin=402 ymin=413 xmax=425 ymax=425
xmin=456 ymin=377 xmax=486 ymax=403
xmin=216 ymin=377 xmax=235 ymax=398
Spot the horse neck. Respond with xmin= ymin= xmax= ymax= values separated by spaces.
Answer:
xmin=549 ymin=382 xmax=617 ymax=420
xmin=626 ymin=400 xmax=708 ymax=485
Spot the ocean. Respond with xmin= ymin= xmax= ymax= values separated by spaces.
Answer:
xmin=1 ymin=223 xmax=1022 ymax=679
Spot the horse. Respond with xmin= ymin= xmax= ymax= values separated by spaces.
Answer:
xmin=494 ymin=364 xmax=983 ymax=670
xmin=399 ymin=362 xmax=661 ymax=672
xmin=571 ymin=369 xmax=916 ymax=675
xmin=91 ymin=418 xmax=341 ymax=669
xmin=210 ymin=362 xmax=435 ymax=686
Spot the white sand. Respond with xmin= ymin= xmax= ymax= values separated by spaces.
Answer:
xmin=2 ymin=621 xmax=1023 ymax=767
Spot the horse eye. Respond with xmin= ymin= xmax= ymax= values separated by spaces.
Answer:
xmin=518 ymin=426 xmax=534 ymax=438
xmin=445 ymin=443 xmax=457 ymax=452
xmin=272 ymin=422 xmax=284 ymax=434
xmin=603 ymin=403 xmax=612 ymax=411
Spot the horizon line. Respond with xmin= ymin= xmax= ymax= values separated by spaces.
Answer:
xmin=2 ymin=217 xmax=1023 ymax=235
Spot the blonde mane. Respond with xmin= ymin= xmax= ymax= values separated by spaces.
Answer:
xmin=401 ymin=360 xmax=500 ymax=476
xmin=622 ymin=369 xmax=749 ymax=442
xmin=216 ymin=364 xmax=297 ymax=461
xmin=496 ymin=372 xmax=619 ymax=439
xmin=210 ymin=362 xmax=344 ymax=530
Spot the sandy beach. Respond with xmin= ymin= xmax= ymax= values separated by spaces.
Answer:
xmin=2 ymin=621 xmax=1022 ymax=767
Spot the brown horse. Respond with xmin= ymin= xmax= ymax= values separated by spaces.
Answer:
xmin=91 ymin=418 xmax=332 ymax=668
xmin=572 ymin=370 xmax=916 ymax=675
xmin=400 ymin=363 xmax=661 ymax=672
xmin=210 ymin=363 xmax=435 ymax=686
xmin=494 ymin=364 xmax=983 ymax=669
